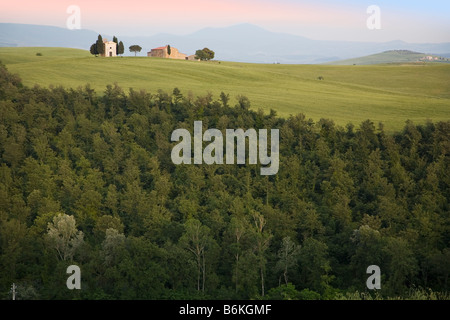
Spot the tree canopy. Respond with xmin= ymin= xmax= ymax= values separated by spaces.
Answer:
xmin=195 ymin=48 xmax=215 ymax=61
xmin=0 ymin=62 xmax=449 ymax=300
xmin=129 ymin=45 xmax=142 ymax=56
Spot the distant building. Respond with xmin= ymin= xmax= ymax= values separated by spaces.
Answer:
xmin=186 ymin=54 xmax=200 ymax=61
xmin=147 ymin=45 xmax=187 ymax=60
xmin=102 ymin=39 xmax=117 ymax=57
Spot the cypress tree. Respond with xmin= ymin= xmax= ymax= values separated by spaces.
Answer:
xmin=113 ymin=36 xmax=119 ymax=55
xmin=96 ymin=34 xmax=104 ymax=56
xmin=118 ymin=41 xmax=125 ymax=56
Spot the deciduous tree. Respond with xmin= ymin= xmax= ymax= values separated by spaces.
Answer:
xmin=46 ymin=213 xmax=84 ymax=261
xmin=195 ymin=48 xmax=215 ymax=61
xmin=275 ymin=236 xmax=301 ymax=285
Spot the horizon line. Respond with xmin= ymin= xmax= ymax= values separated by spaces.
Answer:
xmin=2 ymin=21 xmax=450 ymax=45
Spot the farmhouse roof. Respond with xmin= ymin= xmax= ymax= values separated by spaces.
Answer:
xmin=152 ymin=46 xmax=167 ymax=50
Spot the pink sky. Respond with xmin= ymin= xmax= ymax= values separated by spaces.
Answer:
xmin=1 ymin=0 xmax=356 ymax=29
xmin=1 ymin=0 xmax=449 ymax=42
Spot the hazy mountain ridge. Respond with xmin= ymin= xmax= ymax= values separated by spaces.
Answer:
xmin=1 ymin=23 xmax=450 ymax=64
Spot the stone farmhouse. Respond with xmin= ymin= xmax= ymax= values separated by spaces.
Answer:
xmin=148 ymin=45 xmax=199 ymax=61
xmin=102 ymin=39 xmax=117 ymax=57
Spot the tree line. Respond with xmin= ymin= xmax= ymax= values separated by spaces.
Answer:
xmin=0 ymin=62 xmax=448 ymax=300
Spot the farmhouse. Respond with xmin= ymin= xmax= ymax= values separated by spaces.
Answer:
xmin=101 ymin=39 xmax=117 ymax=57
xmin=186 ymin=54 xmax=200 ymax=61
xmin=148 ymin=45 xmax=187 ymax=60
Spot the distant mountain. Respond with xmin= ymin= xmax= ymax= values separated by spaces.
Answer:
xmin=2 ymin=23 xmax=450 ymax=64
xmin=327 ymin=50 xmax=450 ymax=65
xmin=0 ymin=23 xmax=100 ymax=49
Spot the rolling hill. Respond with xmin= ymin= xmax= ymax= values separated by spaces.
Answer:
xmin=328 ymin=50 xmax=450 ymax=65
xmin=0 ymin=47 xmax=449 ymax=132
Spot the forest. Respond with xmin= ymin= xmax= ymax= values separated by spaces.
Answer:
xmin=0 ymin=61 xmax=449 ymax=300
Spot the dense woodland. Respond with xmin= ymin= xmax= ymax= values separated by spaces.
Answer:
xmin=0 ymin=62 xmax=449 ymax=300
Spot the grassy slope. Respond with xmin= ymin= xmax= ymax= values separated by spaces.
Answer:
xmin=1 ymin=47 xmax=449 ymax=132
xmin=327 ymin=51 xmax=449 ymax=66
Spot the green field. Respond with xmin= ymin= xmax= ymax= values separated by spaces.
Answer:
xmin=1 ymin=47 xmax=449 ymax=132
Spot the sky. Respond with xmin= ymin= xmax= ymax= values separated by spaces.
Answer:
xmin=1 ymin=0 xmax=450 ymax=43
